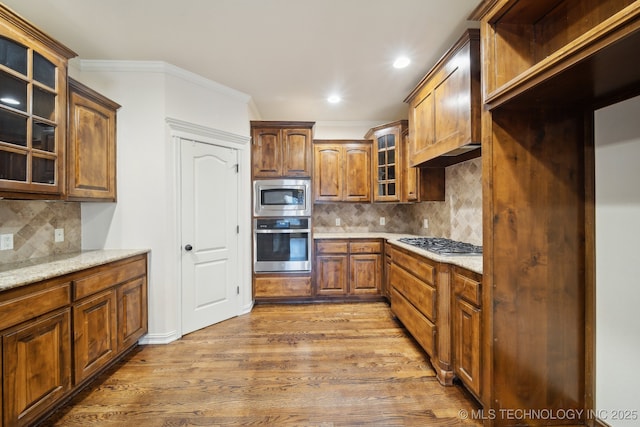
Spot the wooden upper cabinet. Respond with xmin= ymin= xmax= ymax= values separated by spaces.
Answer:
xmin=313 ymin=140 xmax=371 ymax=203
xmin=365 ymin=121 xmax=405 ymax=202
xmin=251 ymin=121 xmax=314 ymax=179
xmin=404 ymin=29 xmax=481 ymax=168
xmin=0 ymin=5 xmax=76 ymax=199
xmin=365 ymin=121 xmax=445 ymax=202
xmin=471 ymin=0 xmax=640 ymax=109
xmin=343 ymin=144 xmax=371 ymax=202
xmin=67 ymin=78 xmax=120 ymax=201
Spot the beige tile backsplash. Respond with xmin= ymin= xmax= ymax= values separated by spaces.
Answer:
xmin=313 ymin=157 xmax=482 ymax=245
xmin=0 ymin=200 xmax=81 ymax=264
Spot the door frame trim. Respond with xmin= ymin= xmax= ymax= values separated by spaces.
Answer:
xmin=167 ymin=118 xmax=253 ymax=340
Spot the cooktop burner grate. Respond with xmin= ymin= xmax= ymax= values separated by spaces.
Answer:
xmin=398 ymin=237 xmax=482 ymax=256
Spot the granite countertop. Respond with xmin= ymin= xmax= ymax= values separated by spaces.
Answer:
xmin=313 ymin=232 xmax=482 ymax=274
xmin=0 ymin=249 xmax=150 ymax=292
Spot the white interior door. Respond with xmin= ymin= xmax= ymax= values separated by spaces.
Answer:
xmin=181 ymin=138 xmax=239 ymax=335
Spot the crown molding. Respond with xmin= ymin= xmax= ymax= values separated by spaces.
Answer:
xmin=79 ymin=59 xmax=251 ymax=103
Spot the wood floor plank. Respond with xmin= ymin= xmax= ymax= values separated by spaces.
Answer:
xmin=41 ymin=302 xmax=481 ymax=426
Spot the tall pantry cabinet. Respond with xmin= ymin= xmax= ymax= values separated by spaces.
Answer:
xmin=471 ymin=0 xmax=640 ymax=425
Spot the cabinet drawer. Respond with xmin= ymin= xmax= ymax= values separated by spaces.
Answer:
xmin=391 ymin=288 xmax=436 ymax=356
xmin=349 ymin=240 xmax=382 ymax=254
xmin=0 ymin=282 xmax=71 ymax=330
xmin=74 ymin=257 xmax=146 ymax=300
xmin=390 ymin=246 xmax=435 ymax=285
xmin=390 ymin=263 xmax=436 ymax=321
xmin=254 ymin=276 xmax=312 ymax=297
xmin=315 ymin=240 xmax=349 ymax=254
xmin=453 ymin=270 xmax=481 ymax=306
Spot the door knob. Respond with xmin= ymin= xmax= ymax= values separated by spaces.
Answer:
xmin=184 ymin=244 xmax=193 ymax=251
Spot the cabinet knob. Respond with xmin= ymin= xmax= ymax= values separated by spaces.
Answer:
xmin=184 ymin=244 xmax=193 ymax=251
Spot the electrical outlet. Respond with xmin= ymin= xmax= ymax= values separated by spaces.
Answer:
xmin=423 ymin=218 xmax=429 ymax=229
xmin=335 ymin=218 xmax=341 ymax=226
xmin=0 ymin=233 xmax=14 ymax=251
xmin=54 ymin=228 xmax=64 ymax=243
xmin=379 ymin=217 xmax=386 ymax=226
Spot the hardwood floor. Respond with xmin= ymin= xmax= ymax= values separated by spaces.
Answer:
xmin=42 ymin=302 xmax=481 ymax=426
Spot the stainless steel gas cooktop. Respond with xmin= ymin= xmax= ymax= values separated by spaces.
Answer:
xmin=398 ymin=237 xmax=482 ymax=256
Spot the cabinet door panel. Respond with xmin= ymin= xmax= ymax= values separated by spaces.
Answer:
xmin=117 ymin=277 xmax=148 ymax=351
xmin=282 ymin=128 xmax=311 ymax=177
xmin=315 ymin=255 xmax=348 ymax=295
xmin=411 ymin=91 xmax=435 ymax=161
xmin=3 ymin=309 xmax=71 ymax=427
xmin=350 ymin=254 xmax=381 ymax=295
xmin=433 ymin=62 xmax=470 ymax=149
xmin=454 ymin=297 xmax=481 ymax=397
xmin=343 ymin=145 xmax=371 ymax=201
xmin=67 ymin=87 xmax=117 ymax=200
xmin=252 ymin=128 xmax=282 ymax=177
xmin=254 ymin=275 xmax=312 ymax=298
xmin=313 ymin=145 xmax=342 ymax=201
xmin=73 ymin=290 xmax=117 ymax=383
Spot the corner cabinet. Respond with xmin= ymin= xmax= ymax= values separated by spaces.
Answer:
xmin=67 ymin=78 xmax=120 ymax=201
xmin=0 ymin=5 xmax=76 ymax=199
xmin=0 ymin=253 xmax=148 ymax=427
xmin=404 ymin=29 xmax=481 ymax=168
xmin=251 ymin=121 xmax=314 ymax=179
xmin=313 ymin=140 xmax=372 ymax=202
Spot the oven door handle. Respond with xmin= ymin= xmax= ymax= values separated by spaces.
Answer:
xmin=254 ymin=229 xmax=311 ymax=234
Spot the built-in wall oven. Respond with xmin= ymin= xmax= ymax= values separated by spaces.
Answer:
xmin=253 ymin=178 xmax=312 ymax=273
xmin=253 ymin=217 xmax=311 ymax=272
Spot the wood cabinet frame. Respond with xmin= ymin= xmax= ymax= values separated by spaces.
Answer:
xmin=0 ymin=253 xmax=148 ymax=426
xmin=251 ymin=121 xmax=314 ymax=179
xmin=67 ymin=78 xmax=120 ymax=201
xmin=470 ymin=0 xmax=640 ymax=423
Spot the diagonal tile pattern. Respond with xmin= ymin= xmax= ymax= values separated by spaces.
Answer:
xmin=0 ymin=200 xmax=81 ymax=264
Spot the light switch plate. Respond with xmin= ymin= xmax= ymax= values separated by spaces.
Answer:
xmin=54 ymin=228 xmax=64 ymax=243
xmin=380 ymin=217 xmax=386 ymax=226
xmin=335 ymin=218 xmax=341 ymax=226
xmin=423 ymin=219 xmax=429 ymax=229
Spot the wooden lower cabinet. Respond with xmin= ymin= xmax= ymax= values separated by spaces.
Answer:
xmin=2 ymin=308 xmax=72 ymax=427
xmin=314 ymin=239 xmax=383 ymax=299
xmin=254 ymin=274 xmax=312 ymax=299
xmin=117 ymin=277 xmax=148 ymax=351
xmin=316 ymin=254 xmax=348 ymax=296
xmin=0 ymin=253 xmax=148 ymax=426
xmin=389 ymin=245 xmax=439 ymax=362
xmin=73 ymin=289 xmax=118 ymax=384
xmin=452 ymin=266 xmax=482 ymax=399
xmin=389 ymin=242 xmax=483 ymax=395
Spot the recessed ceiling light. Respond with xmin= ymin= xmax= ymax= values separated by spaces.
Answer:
xmin=393 ymin=57 xmax=411 ymax=69
xmin=327 ymin=95 xmax=341 ymax=104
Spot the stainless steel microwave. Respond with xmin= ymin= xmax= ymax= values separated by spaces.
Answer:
xmin=253 ymin=179 xmax=311 ymax=217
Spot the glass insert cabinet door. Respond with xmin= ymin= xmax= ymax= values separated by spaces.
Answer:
xmin=0 ymin=19 xmax=73 ymax=196
xmin=375 ymin=133 xmax=397 ymax=200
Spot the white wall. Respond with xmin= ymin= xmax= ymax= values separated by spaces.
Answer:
xmin=595 ymin=95 xmax=640 ymax=426
xmin=313 ymin=120 xmax=388 ymax=139
xmin=71 ymin=60 xmax=252 ymax=343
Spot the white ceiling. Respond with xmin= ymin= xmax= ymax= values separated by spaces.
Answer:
xmin=2 ymin=0 xmax=480 ymax=122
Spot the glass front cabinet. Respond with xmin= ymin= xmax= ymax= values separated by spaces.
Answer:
xmin=0 ymin=6 xmax=76 ymax=198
